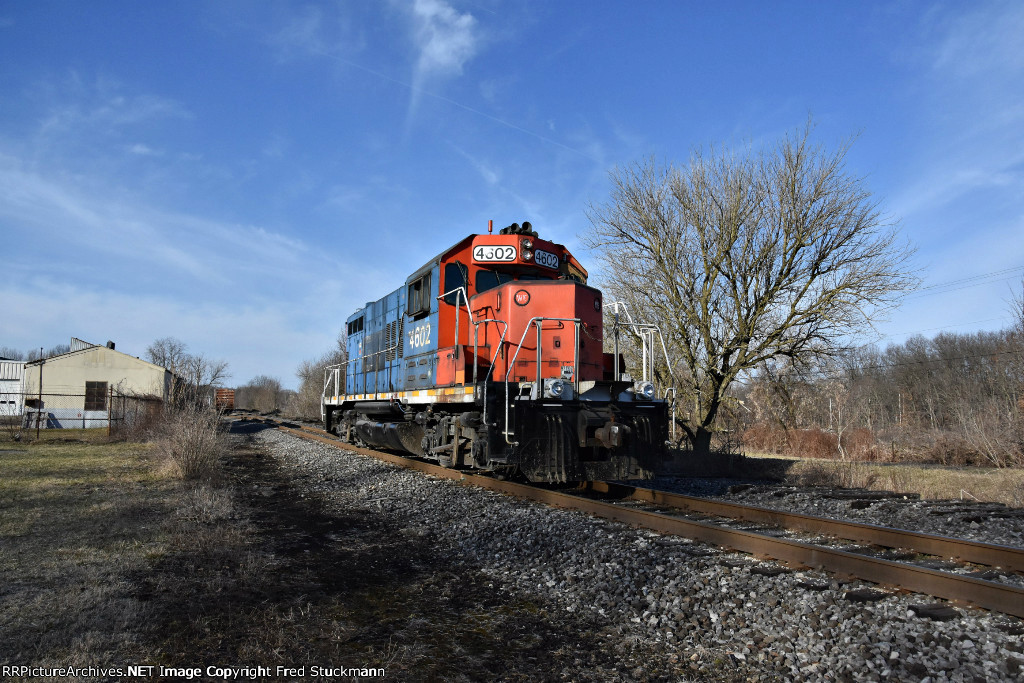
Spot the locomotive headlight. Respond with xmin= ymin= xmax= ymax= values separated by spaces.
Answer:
xmin=522 ymin=238 xmax=533 ymax=250
xmin=543 ymin=378 xmax=568 ymax=399
xmin=635 ymin=381 xmax=655 ymax=400
xmin=523 ymin=249 xmax=533 ymax=261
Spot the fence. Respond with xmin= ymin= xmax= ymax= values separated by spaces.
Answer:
xmin=0 ymin=390 xmax=163 ymax=438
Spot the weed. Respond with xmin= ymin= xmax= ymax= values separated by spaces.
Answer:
xmin=154 ymin=405 xmax=223 ymax=480
xmin=176 ymin=484 xmax=234 ymax=524
xmin=885 ymin=467 xmax=912 ymax=494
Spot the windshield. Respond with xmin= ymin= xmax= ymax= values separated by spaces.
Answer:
xmin=475 ymin=269 xmax=514 ymax=293
xmin=475 ymin=269 xmax=559 ymax=293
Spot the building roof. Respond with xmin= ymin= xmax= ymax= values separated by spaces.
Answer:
xmin=25 ymin=339 xmax=171 ymax=373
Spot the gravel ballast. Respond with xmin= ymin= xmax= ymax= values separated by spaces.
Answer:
xmin=250 ymin=426 xmax=1024 ymax=682
xmin=653 ymin=477 xmax=1024 ymax=549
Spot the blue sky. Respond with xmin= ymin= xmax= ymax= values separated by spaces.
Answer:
xmin=1 ymin=1 xmax=1022 ymax=388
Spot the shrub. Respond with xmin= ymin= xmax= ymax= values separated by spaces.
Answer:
xmin=844 ymin=428 xmax=880 ymax=461
xmin=741 ymin=423 xmax=788 ymax=454
xmin=790 ymin=460 xmax=878 ymax=489
xmin=156 ymin=405 xmax=223 ymax=480
xmin=925 ymin=434 xmax=985 ymax=467
xmin=786 ymin=429 xmax=837 ymax=459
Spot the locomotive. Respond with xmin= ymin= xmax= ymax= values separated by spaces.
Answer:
xmin=321 ymin=221 xmax=672 ymax=483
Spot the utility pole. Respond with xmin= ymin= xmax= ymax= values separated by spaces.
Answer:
xmin=36 ymin=348 xmax=43 ymax=439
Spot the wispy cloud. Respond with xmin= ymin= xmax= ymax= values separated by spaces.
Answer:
xmin=406 ymin=0 xmax=478 ymax=124
xmin=0 ymin=142 xmax=376 ymax=384
xmin=411 ymin=0 xmax=478 ymax=79
xmin=889 ymin=1 xmax=1024 ymax=220
xmin=930 ymin=1 xmax=1024 ymax=78
xmin=267 ymin=3 xmax=369 ymax=63
xmin=451 ymin=144 xmax=499 ymax=185
xmin=129 ymin=143 xmax=162 ymax=156
xmin=0 ymin=148 xmax=311 ymax=290
xmin=37 ymin=74 xmax=191 ymax=139
xmin=0 ymin=278 xmax=329 ymax=386
xmin=877 ymin=1 xmax=1024 ymax=344
xmin=271 ymin=5 xmax=328 ymax=60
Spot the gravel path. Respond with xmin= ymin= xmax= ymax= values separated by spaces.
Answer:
xmin=253 ymin=427 xmax=1024 ymax=682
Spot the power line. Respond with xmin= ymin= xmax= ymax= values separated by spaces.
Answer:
xmin=906 ymin=265 xmax=1024 ymax=300
xmin=872 ymin=316 xmax=1011 ymax=342
xmin=857 ymin=346 xmax=1023 ymax=372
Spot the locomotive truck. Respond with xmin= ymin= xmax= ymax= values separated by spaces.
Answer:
xmin=321 ymin=221 xmax=673 ymax=483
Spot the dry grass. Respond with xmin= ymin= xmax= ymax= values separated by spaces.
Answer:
xmin=1 ymin=424 xmax=676 ymax=679
xmin=153 ymin=404 xmax=224 ymax=480
xmin=0 ymin=435 xmax=173 ymax=666
xmin=740 ymin=451 xmax=1024 ymax=506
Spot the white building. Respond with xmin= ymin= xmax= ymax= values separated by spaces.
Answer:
xmin=0 ymin=358 xmax=26 ymax=417
xmin=22 ymin=338 xmax=173 ymax=428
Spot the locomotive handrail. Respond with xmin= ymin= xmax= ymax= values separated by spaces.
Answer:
xmin=503 ymin=316 xmax=581 ymax=445
xmin=607 ymin=300 xmax=673 ymax=389
xmin=470 ymin=318 xmax=508 ymax=429
xmin=335 ymin=330 xmax=405 ymax=399
xmin=322 ymin=363 xmax=345 ymax=398
xmin=437 ymin=286 xmax=475 ymax=373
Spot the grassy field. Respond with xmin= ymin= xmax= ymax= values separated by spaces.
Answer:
xmin=0 ymin=426 xmax=671 ymax=680
xmin=738 ymin=451 xmax=1024 ymax=507
xmin=0 ymin=432 xmax=174 ymax=668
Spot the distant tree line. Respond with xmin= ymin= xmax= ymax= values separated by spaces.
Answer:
xmin=732 ymin=298 xmax=1024 ymax=467
xmin=231 ymin=333 xmax=346 ymax=418
xmin=0 ymin=344 xmax=71 ymax=361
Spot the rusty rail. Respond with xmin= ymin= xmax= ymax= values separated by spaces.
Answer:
xmin=584 ymin=481 xmax=1024 ymax=573
xmin=238 ymin=417 xmax=1024 ymax=618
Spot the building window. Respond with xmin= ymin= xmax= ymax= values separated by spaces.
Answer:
xmin=85 ymin=381 xmax=107 ymax=411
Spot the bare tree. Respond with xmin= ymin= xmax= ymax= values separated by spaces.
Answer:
xmin=0 ymin=346 xmax=24 ymax=360
xmin=1013 ymin=278 xmax=1024 ymax=335
xmin=244 ymin=375 xmax=284 ymax=413
xmin=821 ymin=361 xmax=870 ymax=461
xmin=177 ymin=354 xmax=231 ymax=404
xmin=146 ymin=337 xmax=229 ymax=406
xmin=146 ymin=337 xmax=188 ymax=370
xmin=26 ymin=344 xmax=70 ymax=361
xmin=585 ymin=122 xmax=918 ymax=455
xmin=293 ymin=332 xmax=348 ymax=420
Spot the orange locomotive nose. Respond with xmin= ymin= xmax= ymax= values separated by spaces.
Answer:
xmin=470 ymin=279 xmax=604 ymax=385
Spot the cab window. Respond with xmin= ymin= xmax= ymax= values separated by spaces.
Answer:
xmin=407 ymin=272 xmax=432 ymax=319
xmin=475 ymin=269 xmax=514 ymax=293
xmin=443 ymin=262 xmax=468 ymax=305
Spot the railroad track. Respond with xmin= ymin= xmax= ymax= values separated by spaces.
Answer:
xmin=236 ymin=415 xmax=1024 ymax=619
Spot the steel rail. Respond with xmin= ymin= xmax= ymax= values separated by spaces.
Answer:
xmin=240 ymin=417 xmax=1024 ymax=618
xmin=583 ymin=481 xmax=1024 ymax=573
